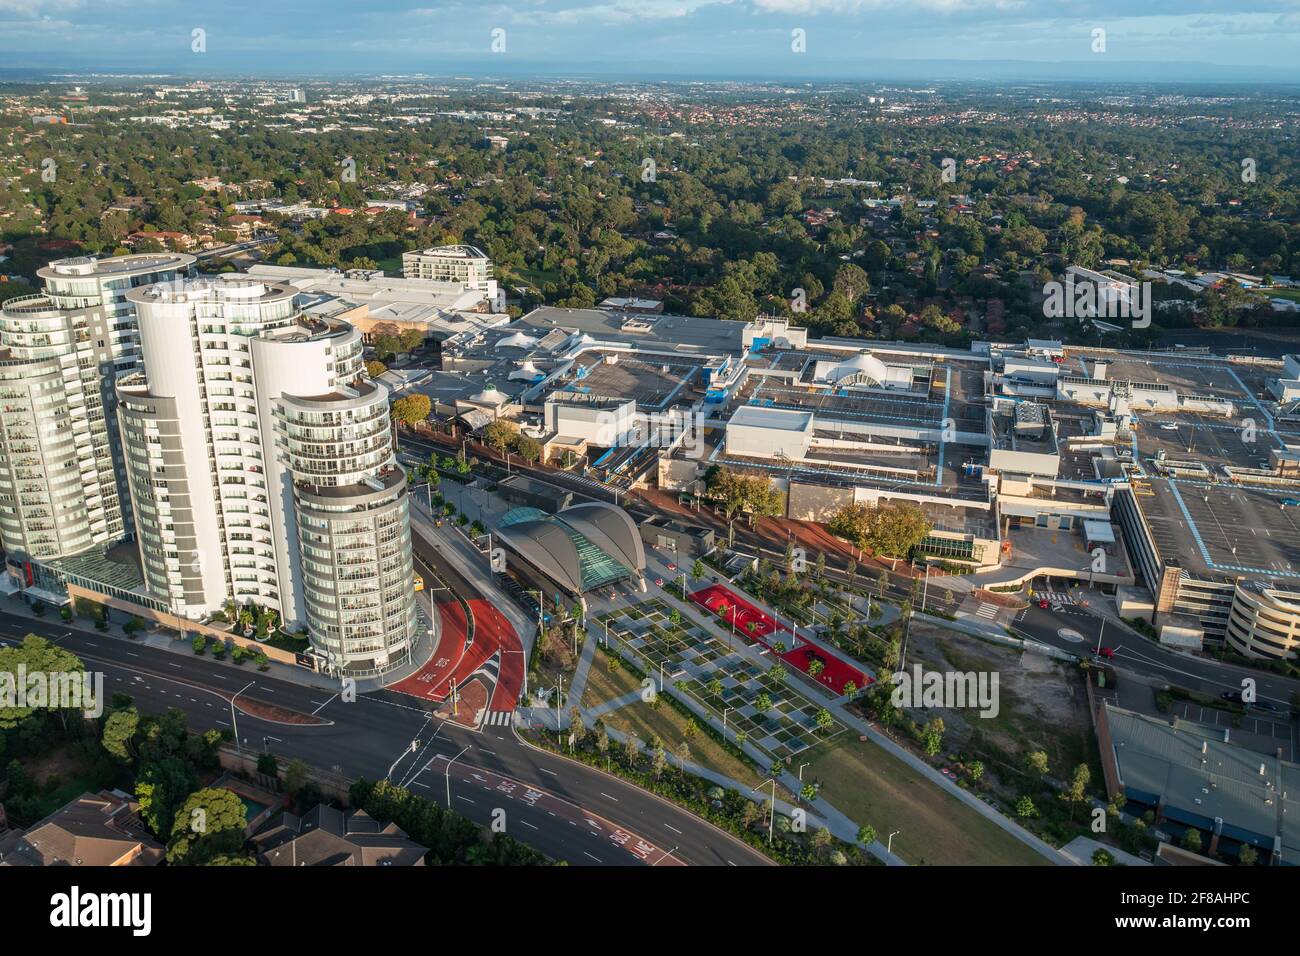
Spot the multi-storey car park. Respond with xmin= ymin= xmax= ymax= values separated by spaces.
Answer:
xmin=115 ymin=275 xmax=418 ymax=678
xmin=0 ymin=254 xmax=196 ymax=580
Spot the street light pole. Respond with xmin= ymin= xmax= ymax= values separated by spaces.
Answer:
xmin=751 ymin=779 xmax=777 ymax=845
xmin=887 ymin=830 xmax=900 ymax=855
xmin=445 ymin=745 xmax=469 ymax=809
xmin=230 ymin=681 xmax=254 ymax=758
xmin=555 ymin=677 xmax=564 ymax=735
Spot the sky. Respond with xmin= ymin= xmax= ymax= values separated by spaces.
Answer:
xmin=1 ymin=0 xmax=1298 ymax=82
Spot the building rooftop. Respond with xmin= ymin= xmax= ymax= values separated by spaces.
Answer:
xmin=0 ymin=790 xmax=163 ymax=867
xmin=728 ymin=404 xmax=814 ymax=432
xmin=1103 ymin=702 xmax=1300 ymax=858
xmin=252 ymin=805 xmax=428 ymax=867
xmin=37 ymin=252 xmax=195 ymax=280
xmin=517 ymin=306 xmax=748 ymax=354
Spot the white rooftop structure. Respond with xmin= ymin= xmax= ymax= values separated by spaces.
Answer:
xmin=812 ymin=351 xmax=912 ymax=390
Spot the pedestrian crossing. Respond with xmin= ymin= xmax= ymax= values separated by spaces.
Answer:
xmin=974 ymin=602 xmax=999 ymax=620
xmin=1037 ymin=592 xmax=1074 ymax=605
xmin=482 ymin=710 xmax=514 ymax=727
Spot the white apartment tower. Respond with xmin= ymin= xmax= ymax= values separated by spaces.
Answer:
xmin=116 ymin=275 xmax=417 ymax=677
xmin=0 ymin=253 xmax=195 ymax=563
xmin=401 ymin=244 xmax=498 ymax=298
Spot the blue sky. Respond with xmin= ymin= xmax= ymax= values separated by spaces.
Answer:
xmin=1 ymin=1 xmax=1298 ymax=81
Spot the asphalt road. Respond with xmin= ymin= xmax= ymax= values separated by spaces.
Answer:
xmin=0 ymin=605 xmax=768 ymax=867
xmin=1013 ymin=597 xmax=1300 ymax=712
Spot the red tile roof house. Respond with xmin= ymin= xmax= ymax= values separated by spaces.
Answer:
xmin=0 ymin=790 xmax=164 ymax=867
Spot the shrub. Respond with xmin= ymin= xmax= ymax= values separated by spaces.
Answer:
xmin=192 ymin=635 xmax=207 ymax=655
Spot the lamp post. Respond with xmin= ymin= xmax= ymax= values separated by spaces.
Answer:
xmin=887 ymin=830 xmax=901 ymax=855
xmin=554 ymin=677 xmax=564 ymax=735
xmin=445 ymin=745 xmax=469 ymax=809
xmin=230 ymin=681 xmax=254 ymax=758
xmin=751 ymin=778 xmax=777 ymax=845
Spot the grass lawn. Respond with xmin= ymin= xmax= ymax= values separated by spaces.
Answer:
xmin=504 ymin=266 xmax=560 ymax=290
xmin=581 ymin=651 xmax=644 ymax=709
xmin=585 ymin=647 xmax=763 ymax=788
xmin=804 ymin=739 xmax=1052 ymax=866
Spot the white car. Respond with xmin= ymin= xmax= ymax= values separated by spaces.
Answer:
xmin=1160 ymin=423 xmax=1179 ymax=431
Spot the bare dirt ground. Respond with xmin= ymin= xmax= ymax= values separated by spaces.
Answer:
xmin=904 ymin=621 xmax=1095 ymax=785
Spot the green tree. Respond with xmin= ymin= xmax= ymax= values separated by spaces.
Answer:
xmin=1025 ymin=750 xmax=1050 ymax=778
xmin=284 ymin=759 xmax=309 ymax=797
xmin=137 ymin=756 xmax=198 ymax=838
xmin=828 ymin=502 xmax=931 ymax=564
xmin=511 ymin=434 xmax=542 ymax=463
xmin=167 ymin=788 xmax=251 ymax=865
xmin=390 ymin=393 xmax=432 ymax=427
xmin=1060 ymin=763 xmax=1092 ymax=821
xmin=482 ymin=419 xmax=518 ymax=452
xmin=0 ymin=634 xmax=89 ymax=733
xmin=101 ymin=707 xmax=140 ymax=762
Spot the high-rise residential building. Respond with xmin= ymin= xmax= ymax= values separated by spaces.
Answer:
xmin=0 ymin=253 xmax=195 ymax=564
xmin=116 ymin=275 xmax=417 ymax=677
xmin=401 ymin=244 xmax=498 ymax=300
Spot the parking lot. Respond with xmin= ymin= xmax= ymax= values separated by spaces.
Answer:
xmin=1154 ymin=480 xmax=1300 ymax=578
